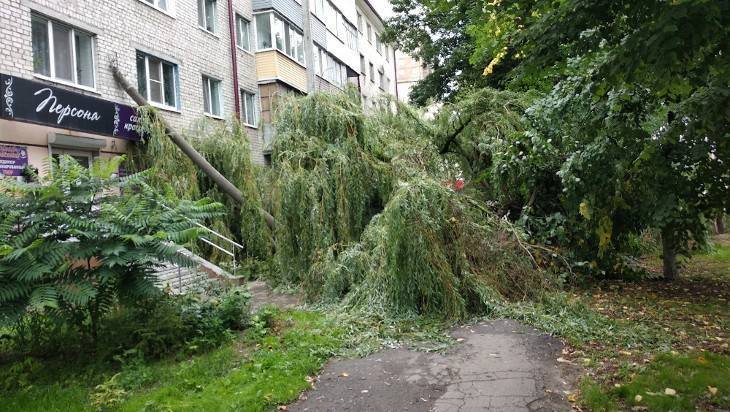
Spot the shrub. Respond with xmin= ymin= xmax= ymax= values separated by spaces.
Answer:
xmin=0 ymin=156 xmax=222 ymax=343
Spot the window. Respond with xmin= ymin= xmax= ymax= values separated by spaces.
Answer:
xmin=366 ymin=23 xmax=372 ymax=43
xmin=356 ymin=12 xmax=363 ymax=33
xmin=313 ymin=0 xmax=325 ymax=17
xmin=31 ymin=14 xmax=96 ymax=88
xmin=255 ymin=12 xmax=305 ymax=64
xmin=376 ymin=34 xmax=382 ymax=54
xmin=255 ymin=13 xmax=272 ymax=49
xmin=369 ymin=62 xmax=374 ymax=83
xmin=346 ymin=23 xmax=357 ymax=50
xmin=236 ymin=15 xmax=251 ymax=51
xmin=202 ymin=76 xmax=222 ymax=117
xmin=385 ymin=46 xmax=390 ymax=62
xmin=241 ymin=90 xmax=257 ymax=126
xmin=136 ymin=51 xmax=178 ymax=109
xmin=198 ymin=0 xmax=216 ymax=33
xmin=378 ymin=69 xmax=385 ymax=90
xmin=360 ymin=54 xmax=366 ymax=74
xmin=384 ymin=76 xmax=390 ymax=92
xmin=325 ymin=1 xmax=336 ymax=29
xmin=141 ymin=0 xmax=170 ymax=12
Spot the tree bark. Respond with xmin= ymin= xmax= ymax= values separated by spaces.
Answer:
xmin=716 ymin=215 xmax=725 ymax=234
xmin=661 ymin=227 xmax=678 ymax=281
xmin=110 ymin=64 xmax=276 ymax=231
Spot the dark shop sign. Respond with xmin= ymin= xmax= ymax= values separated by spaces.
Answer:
xmin=1 ymin=73 xmax=142 ymax=141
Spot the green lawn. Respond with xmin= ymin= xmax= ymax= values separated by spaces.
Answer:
xmin=574 ymin=235 xmax=730 ymax=410
xmin=0 ymin=309 xmax=344 ymax=412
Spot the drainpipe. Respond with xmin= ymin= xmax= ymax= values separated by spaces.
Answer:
xmin=228 ymin=0 xmax=241 ymax=115
xmin=302 ymin=0 xmax=315 ymax=93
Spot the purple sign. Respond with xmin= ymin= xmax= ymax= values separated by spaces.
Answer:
xmin=0 ymin=144 xmax=29 ymax=176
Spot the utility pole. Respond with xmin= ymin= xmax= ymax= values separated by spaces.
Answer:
xmin=302 ymin=0 xmax=316 ymax=93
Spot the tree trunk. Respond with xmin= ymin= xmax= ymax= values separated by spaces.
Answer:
xmin=716 ymin=215 xmax=725 ymax=234
xmin=110 ymin=64 xmax=275 ymax=231
xmin=661 ymin=227 xmax=678 ymax=281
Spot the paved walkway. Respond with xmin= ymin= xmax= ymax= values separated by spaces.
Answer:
xmin=289 ymin=319 xmax=576 ymax=412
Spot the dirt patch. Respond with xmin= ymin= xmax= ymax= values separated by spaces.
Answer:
xmin=247 ymin=281 xmax=304 ymax=312
xmin=289 ymin=319 xmax=578 ymax=411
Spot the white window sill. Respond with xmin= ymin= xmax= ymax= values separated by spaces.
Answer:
xmin=205 ymin=112 xmax=225 ymax=120
xmin=237 ymin=45 xmax=254 ymax=56
xmin=136 ymin=0 xmax=175 ymax=18
xmin=34 ymin=74 xmax=99 ymax=94
xmin=149 ymin=101 xmax=181 ymax=113
xmin=243 ymin=122 xmax=257 ymax=129
xmin=198 ymin=26 xmax=220 ymax=39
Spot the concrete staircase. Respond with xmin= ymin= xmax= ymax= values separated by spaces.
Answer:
xmin=154 ymin=248 xmax=242 ymax=295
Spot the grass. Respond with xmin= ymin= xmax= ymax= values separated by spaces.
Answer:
xmin=0 ymin=308 xmax=345 ymax=412
xmin=570 ymin=234 xmax=730 ymax=410
xmin=582 ymin=352 xmax=730 ymax=411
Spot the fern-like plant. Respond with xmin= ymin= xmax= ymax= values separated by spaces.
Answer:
xmin=0 ymin=156 xmax=222 ymax=341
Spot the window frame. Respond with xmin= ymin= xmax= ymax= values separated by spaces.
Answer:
xmin=138 ymin=0 xmax=174 ymax=15
xmin=236 ymin=14 xmax=252 ymax=52
xmin=137 ymin=52 xmax=180 ymax=111
xmin=31 ymin=13 xmax=97 ymax=91
xmin=198 ymin=0 xmax=217 ymax=34
xmin=366 ymin=23 xmax=372 ymax=43
xmin=240 ymin=89 xmax=258 ymax=127
xmin=253 ymin=12 xmax=305 ymax=65
xmin=369 ymin=62 xmax=374 ymax=83
xmin=202 ymin=75 xmax=223 ymax=118
xmin=356 ymin=12 xmax=363 ymax=33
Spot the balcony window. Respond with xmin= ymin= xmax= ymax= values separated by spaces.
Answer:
xmin=202 ymin=76 xmax=222 ymax=117
xmin=376 ymin=34 xmax=382 ymax=54
xmin=31 ymin=13 xmax=96 ymax=88
xmin=255 ymin=12 xmax=305 ymax=65
xmin=255 ymin=13 xmax=272 ymax=49
xmin=236 ymin=15 xmax=251 ymax=51
xmin=136 ymin=51 xmax=178 ymax=110
xmin=356 ymin=12 xmax=363 ymax=33
xmin=366 ymin=23 xmax=372 ymax=43
xmin=369 ymin=63 xmax=374 ymax=83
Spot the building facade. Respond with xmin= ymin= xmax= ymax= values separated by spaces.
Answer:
xmin=0 ymin=0 xmax=397 ymax=176
xmin=0 ymin=0 xmax=265 ymax=176
xmin=396 ymin=51 xmax=430 ymax=104
xmin=355 ymin=0 xmax=397 ymax=110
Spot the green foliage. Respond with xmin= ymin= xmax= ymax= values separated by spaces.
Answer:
xmin=128 ymin=108 xmax=272 ymax=266
xmin=0 ymin=156 xmax=221 ymax=340
xmin=270 ymin=92 xmax=557 ymax=318
xmin=389 ymin=0 xmax=730 ymax=278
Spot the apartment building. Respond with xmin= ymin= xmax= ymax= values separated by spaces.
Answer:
xmin=0 ymin=0 xmax=397 ymax=175
xmin=396 ymin=51 xmax=430 ymax=103
xmin=355 ymin=0 xmax=396 ymax=109
xmin=0 ymin=0 xmax=266 ymax=178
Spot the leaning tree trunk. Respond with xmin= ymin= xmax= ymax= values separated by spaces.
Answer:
xmin=661 ymin=227 xmax=678 ymax=281
xmin=110 ymin=64 xmax=275 ymax=230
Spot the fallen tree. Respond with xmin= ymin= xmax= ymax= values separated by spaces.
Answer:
xmin=269 ymin=92 xmax=557 ymax=318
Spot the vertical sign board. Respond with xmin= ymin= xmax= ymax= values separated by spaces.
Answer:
xmin=0 ymin=73 xmax=142 ymax=140
xmin=0 ymin=144 xmax=28 ymax=176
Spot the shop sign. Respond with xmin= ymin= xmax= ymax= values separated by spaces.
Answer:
xmin=1 ymin=73 xmax=142 ymax=140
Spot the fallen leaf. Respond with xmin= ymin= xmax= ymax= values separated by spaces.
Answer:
xmin=556 ymin=357 xmax=572 ymax=364
xmin=664 ymin=388 xmax=676 ymax=396
xmin=340 ymin=372 xmax=349 ymax=377
xmin=567 ymin=393 xmax=577 ymax=403
xmin=708 ymin=386 xmax=718 ymax=396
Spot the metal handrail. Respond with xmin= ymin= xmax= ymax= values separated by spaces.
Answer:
xmin=154 ymin=199 xmax=244 ymax=274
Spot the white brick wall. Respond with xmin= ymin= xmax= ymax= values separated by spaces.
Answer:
xmin=0 ymin=0 xmax=265 ymax=164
